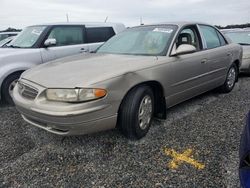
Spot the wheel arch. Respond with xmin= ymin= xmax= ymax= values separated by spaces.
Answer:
xmin=0 ymin=69 xmax=25 ymax=100
xmin=118 ymin=80 xmax=167 ymax=120
xmin=233 ymin=59 xmax=240 ymax=82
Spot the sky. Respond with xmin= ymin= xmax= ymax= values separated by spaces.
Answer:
xmin=0 ymin=0 xmax=249 ymax=30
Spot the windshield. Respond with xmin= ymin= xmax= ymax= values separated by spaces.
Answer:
xmin=8 ymin=26 xmax=46 ymax=48
xmin=97 ymin=25 xmax=177 ymax=56
xmin=225 ymin=31 xmax=250 ymax=45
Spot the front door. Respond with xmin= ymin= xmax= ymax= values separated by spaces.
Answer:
xmin=166 ymin=25 xmax=210 ymax=107
xmin=40 ymin=25 xmax=89 ymax=63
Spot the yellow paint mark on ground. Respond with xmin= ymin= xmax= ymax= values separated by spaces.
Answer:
xmin=164 ymin=148 xmax=205 ymax=170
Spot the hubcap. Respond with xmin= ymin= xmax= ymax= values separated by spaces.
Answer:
xmin=227 ymin=67 xmax=236 ymax=88
xmin=138 ymin=95 xmax=153 ymax=130
xmin=8 ymin=79 xmax=18 ymax=98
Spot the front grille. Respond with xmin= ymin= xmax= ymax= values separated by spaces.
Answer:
xmin=18 ymin=81 xmax=38 ymax=100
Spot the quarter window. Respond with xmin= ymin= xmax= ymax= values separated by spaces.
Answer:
xmin=199 ymin=25 xmax=221 ymax=49
xmin=47 ymin=26 xmax=84 ymax=46
xmin=86 ymin=27 xmax=115 ymax=43
xmin=216 ymin=31 xmax=227 ymax=46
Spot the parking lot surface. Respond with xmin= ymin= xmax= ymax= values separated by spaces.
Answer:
xmin=0 ymin=76 xmax=250 ymax=188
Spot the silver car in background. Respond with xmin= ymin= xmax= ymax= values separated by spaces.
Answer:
xmin=0 ymin=31 xmax=19 ymax=41
xmin=13 ymin=22 xmax=242 ymax=139
xmin=222 ymin=28 xmax=250 ymax=73
xmin=0 ymin=36 xmax=14 ymax=47
xmin=0 ymin=22 xmax=126 ymax=104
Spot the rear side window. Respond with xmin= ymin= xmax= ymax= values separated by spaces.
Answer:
xmin=47 ymin=26 xmax=84 ymax=46
xmin=86 ymin=27 xmax=115 ymax=43
xmin=199 ymin=25 xmax=221 ymax=49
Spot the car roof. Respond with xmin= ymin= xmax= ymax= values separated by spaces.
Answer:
xmin=29 ymin=22 xmax=125 ymax=28
xmin=132 ymin=21 xmax=212 ymax=28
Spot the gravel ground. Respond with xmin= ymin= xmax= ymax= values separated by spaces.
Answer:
xmin=0 ymin=76 xmax=250 ymax=188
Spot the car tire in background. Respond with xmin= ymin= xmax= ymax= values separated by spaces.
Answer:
xmin=1 ymin=72 xmax=21 ymax=105
xmin=219 ymin=63 xmax=238 ymax=93
xmin=118 ymin=85 xmax=154 ymax=139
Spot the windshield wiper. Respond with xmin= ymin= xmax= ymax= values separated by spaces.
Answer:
xmin=8 ymin=45 xmax=21 ymax=48
xmin=238 ymin=43 xmax=250 ymax=46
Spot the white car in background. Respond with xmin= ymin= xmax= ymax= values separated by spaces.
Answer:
xmin=0 ymin=22 xmax=126 ymax=104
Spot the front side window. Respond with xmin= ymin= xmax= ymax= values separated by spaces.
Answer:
xmin=199 ymin=25 xmax=221 ymax=49
xmin=8 ymin=26 xmax=46 ymax=48
xmin=224 ymin=31 xmax=250 ymax=45
xmin=176 ymin=27 xmax=201 ymax=50
xmin=47 ymin=26 xmax=84 ymax=46
xmin=86 ymin=27 xmax=115 ymax=43
xmin=97 ymin=25 xmax=177 ymax=56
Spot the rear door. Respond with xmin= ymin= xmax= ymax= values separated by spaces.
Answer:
xmin=40 ymin=25 xmax=89 ymax=62
xmin=198 ymin=24 xmax=231 ymax=84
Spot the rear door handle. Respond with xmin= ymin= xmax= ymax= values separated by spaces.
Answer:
xmin=80 ymin=48 xmax=88 ymax=53
xmin=201 ymin=59 xmax=207 ymax=64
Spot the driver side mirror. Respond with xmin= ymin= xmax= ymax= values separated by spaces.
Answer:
xmin=44 ymin=38 xmax=56 ymax=47
xmin=172 ymin=44 xmax=196 ymax=56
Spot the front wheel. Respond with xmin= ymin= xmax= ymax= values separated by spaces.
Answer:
xmin=118 ymin=86 xmax=154 ymax=139
xmin=219 ymin=63 xmax=238 ymax=93
xmin=1 ymin=73 xmax=21 ymax=105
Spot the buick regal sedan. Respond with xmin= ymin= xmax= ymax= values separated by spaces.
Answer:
xmin=222 ymin=29 xmax=250 ymax=74
xmin=13 ymin=22 xmax=242 ymax=139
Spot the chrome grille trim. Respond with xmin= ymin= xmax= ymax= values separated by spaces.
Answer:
xmin=18 ymin=81 xmax=38 ymax=100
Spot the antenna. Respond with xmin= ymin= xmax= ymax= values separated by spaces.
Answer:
xmin=66 ymin=13 xmax=69 ymax=22
xmin=104 ymin=16 xmax=108 ymax=23
xmin=140 ymin=16 xmax=144 ymax=25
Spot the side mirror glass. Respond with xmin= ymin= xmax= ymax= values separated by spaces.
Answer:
xmin=172 ymin=44 xmax=196 ymax=56
xmin=44 ymin=38 xmax=56 ymax=47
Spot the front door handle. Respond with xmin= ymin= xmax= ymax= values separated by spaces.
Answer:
xmin=80 ymin=48 xmax=88 ymax=53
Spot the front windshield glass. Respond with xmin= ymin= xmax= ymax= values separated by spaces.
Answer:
xmin=8 ymin=26 xmax=46 ymax=48
xmin=225 ymin=31 xmax=250 ymax=45
xmin=97 ymin=25 xmax=177 ymax=56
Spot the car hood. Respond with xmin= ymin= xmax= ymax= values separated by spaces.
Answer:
xmin=22 ymin=53 xmax=159 ymax=88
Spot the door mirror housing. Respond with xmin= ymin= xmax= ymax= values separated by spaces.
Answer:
xmin=44 ymin=38 xmax=56 ymax=47
xmin=172 ymin=44 xmax=196 ymax=56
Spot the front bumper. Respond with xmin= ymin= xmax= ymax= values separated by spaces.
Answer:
xmin=13 ymin=80 xmax=118 ymax=135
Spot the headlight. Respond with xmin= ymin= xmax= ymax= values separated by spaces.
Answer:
xmin=46 ymin=88 xmax=107 ymax=102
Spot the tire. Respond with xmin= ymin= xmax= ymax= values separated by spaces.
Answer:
xmin=1 ymin=73 xmax=21 ymax=105
xmin=219 ymin=63 xmax=238 ymax=93
xmin=118 ymin=85 xmax=154 ymax=139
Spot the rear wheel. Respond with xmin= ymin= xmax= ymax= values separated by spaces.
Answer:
xmin=118 ymin=86 xmax=154 ymax=139
xmin=1 ymin=73 xmax=21 ymax=105
xmin=219 ymin=63 xmax=238 ymax=93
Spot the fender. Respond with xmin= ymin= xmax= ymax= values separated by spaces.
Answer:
xmin=0 ymin=62 xmax=36 ymax=100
